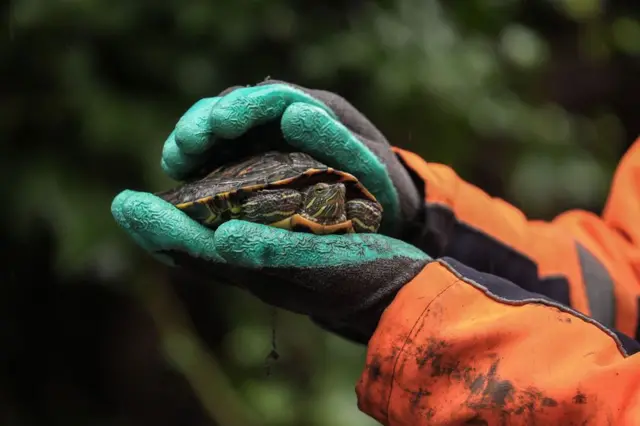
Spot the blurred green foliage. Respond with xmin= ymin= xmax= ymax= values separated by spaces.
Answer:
xmin=2 ymin=0 xmax=639 ymax=425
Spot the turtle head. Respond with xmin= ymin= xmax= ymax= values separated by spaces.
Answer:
xmin=302 ymin=182 xmax=347 ymax=224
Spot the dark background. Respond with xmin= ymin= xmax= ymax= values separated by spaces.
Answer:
xmin=2 ymin=0 xmax=639 ymax=425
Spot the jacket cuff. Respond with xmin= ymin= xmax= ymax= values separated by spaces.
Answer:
xmin=355 ymin=261 xmax=457 ymax=424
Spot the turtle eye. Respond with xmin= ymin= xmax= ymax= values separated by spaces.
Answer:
xmin=314 ymin=183 xmax=329 ymax=193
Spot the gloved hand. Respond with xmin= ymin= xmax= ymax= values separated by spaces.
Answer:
xmin=161 ymin=80 xmax=424 ymax=237
xmin=111 ymin=191 xmax=430 ymax=343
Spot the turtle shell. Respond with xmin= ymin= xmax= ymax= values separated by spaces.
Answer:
xmin=157 ymin=151 xmax=381 ymax=233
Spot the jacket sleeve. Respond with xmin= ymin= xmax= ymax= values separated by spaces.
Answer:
xmin=393 ymin=137 xmax=640 ymax=339
xmin=356 ymin=258 xmax=640 ymax=425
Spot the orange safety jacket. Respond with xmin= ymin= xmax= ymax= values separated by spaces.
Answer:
xmin=356 ymin=137 xmax=640 ymax=425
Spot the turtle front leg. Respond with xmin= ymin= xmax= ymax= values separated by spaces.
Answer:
xmin=346 ymin=199 xmax=383 ymax=233
xmin=240 ymin=189 xmax=303 ymax=225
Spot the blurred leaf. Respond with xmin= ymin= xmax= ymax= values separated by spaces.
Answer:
xmin=557 ymin=0 xmax=603 ymax=22
xmin=500 ymin=24 xmax=548 ymax=69
xmin=612 ymin=17 xmax=640 ymax=56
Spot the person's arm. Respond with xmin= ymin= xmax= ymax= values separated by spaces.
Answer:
xmin=356 ymin=257 xmax=640 ymax=425
xmin=393 ymin=136 xmax=640 ymax=338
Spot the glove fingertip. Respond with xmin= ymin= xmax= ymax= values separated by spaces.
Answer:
xmin=111 ymin=193 xmax=178 ymax=266
xmin=111 ymin=190 xmax=171 ymax=231
xmin=162 ymin=135 xmax=206 ymax=180
xmin=160 ymin=157 xmax=182 ymax=181
xmin=174 ymin=126 xmax=216 ymax=156
xmin=113 ymin=191 xmax=224 ymax=263
xmin=111 ymin=190 xmax=171 ymax=255
xmin=161 ymin=134 xmax=187 ymax=177
xmin=174 ymin=97 xmax=221 ymax=155
xmin=111 ymin=189 xmax=136 ymax=228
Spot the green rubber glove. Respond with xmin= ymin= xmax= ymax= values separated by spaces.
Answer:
xmin=161 ymin=80 xmax=424 ymax=238
xmin=111 ymin=190 xmax=430 ymax=343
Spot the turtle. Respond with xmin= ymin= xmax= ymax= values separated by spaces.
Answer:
xmin=157 ymin=151 xmax=383 ymax=235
